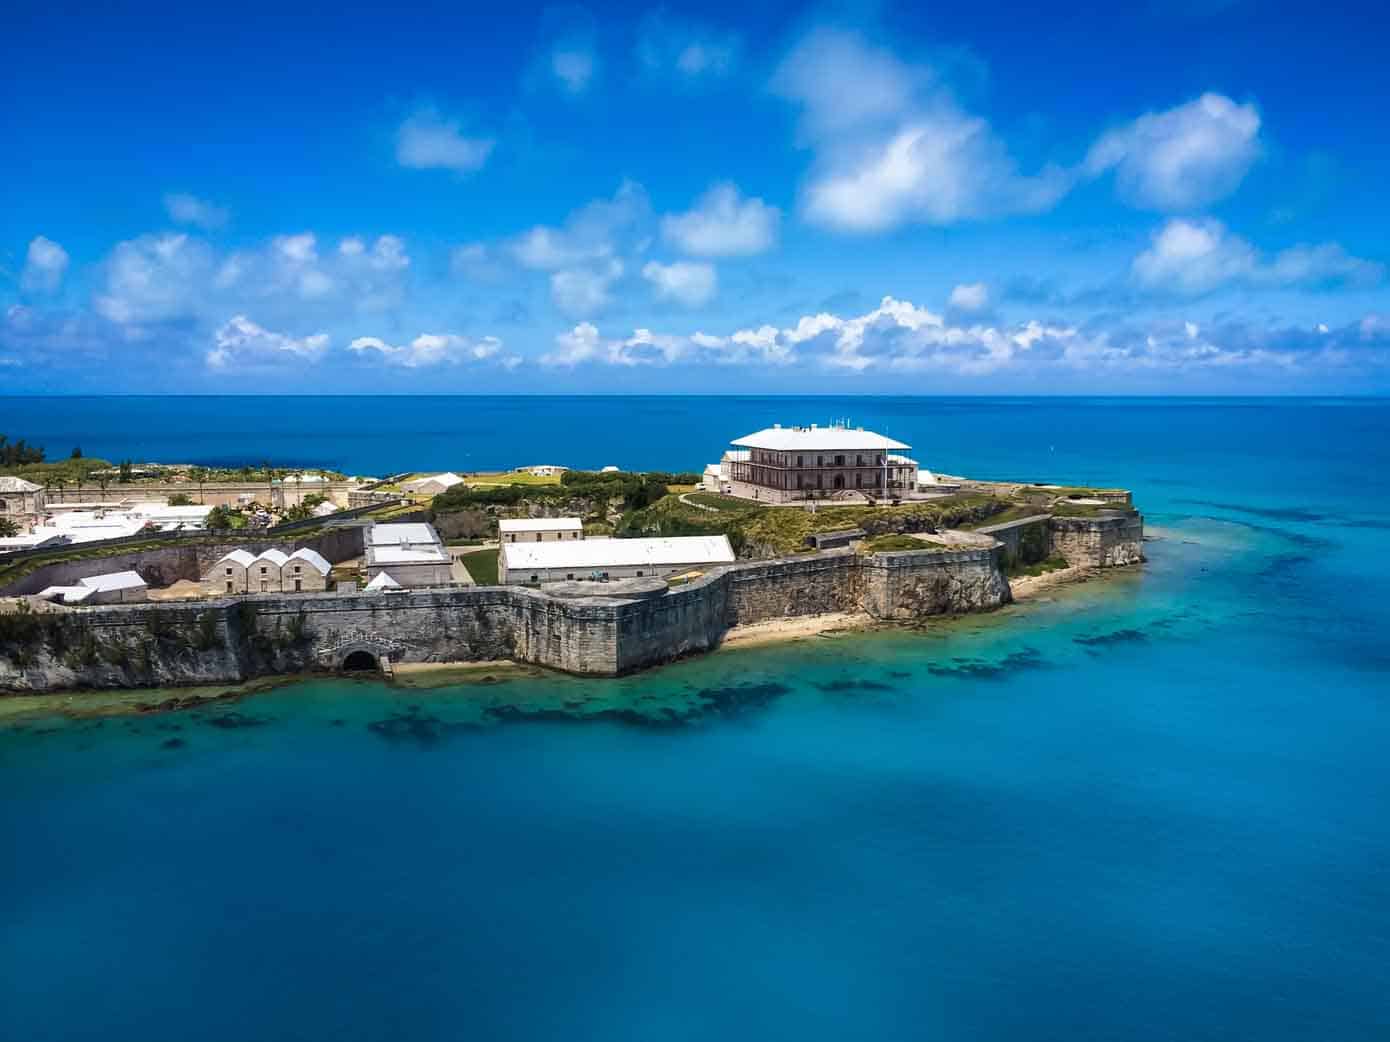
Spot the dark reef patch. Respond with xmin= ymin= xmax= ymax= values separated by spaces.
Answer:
xmin=1074 ymin=628 xmax=1147 ymax=647
xmin=927 ymin=647 xmax=1045 ymax=679
xmin=202 ymin=711 xmax=267 ymax=730
xmin=814 ymin=678 xmax=894 ymax=693
xmin=160 ymin=737 xmax=186 ymax=750
xmin=368 ymin=707 xmax=475 ymax=748
xmin=1183 ymin=500 xmax=1327 ymax=523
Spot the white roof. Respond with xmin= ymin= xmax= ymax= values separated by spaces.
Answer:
xmin=370 ymin=546 xmax=449 ymax=564
xmin=402 ymin=472 xmax=464 ymax=490
xmin=498 ymin=517 xmax=583 ymax=533
xmin=289 ymin=547 xmax=331 ymax=574
xmin=216 ymin=549 xmax=257 ymax=568
xmin=731 ymin=425 xmax=910 ymax=452
xmin=364 ymin=572 xmax=401 ymax=591
xmin=367 ymin=523 xmax=440 ymax=547
xmin=254 ymin=549 xmax=290 ymax=567
xmin=77 ymin=570 xmax=147 ymax=592
xmin=0 ymin=476 xmax=42 ymax=493
xmin=0 ymin=533 xmax=65 ymax=550
xmin=703 ymin=463 xmax=721 ymax=476
xmin=38 ymin=584 xmax=94 ymax=603
xmin=503 ymin=535 xmax=735 ymax=572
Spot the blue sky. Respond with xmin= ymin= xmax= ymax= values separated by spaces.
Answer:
xmin=3 ymin=0 xmax=1389 ymax=393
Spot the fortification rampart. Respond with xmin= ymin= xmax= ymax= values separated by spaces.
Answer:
xmin=0 ymin=513 xmax=1142 ymax=693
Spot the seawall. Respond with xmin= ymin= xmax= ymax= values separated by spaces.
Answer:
xmin=0 ymin=546 xmax=1009 ymax=692
xmin=0 ymin=513 xmax=1141 ymax=694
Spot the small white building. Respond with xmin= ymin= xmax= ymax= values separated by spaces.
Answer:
xmin=365 ymin=522 xmax=452 ymax=588
xmin=498 ymin=517 xmax=584 ymax=543
xmin=38 ymin=570 xmax=148 ymax=605
xmin=401 ymin=472 xmax=466 ymax=496
xmin=499 ymin=535 xmax=735 ymax=584
xmin=125 ymin=501 xmax=214 ymax=531
xmin=519 ymin=464 xmax=567 ymax=478
xmin=0 ymin=532 xmax=70 ymax=554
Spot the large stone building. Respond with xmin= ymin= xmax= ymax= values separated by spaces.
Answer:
xmin=203 ymin=547 xmax=332 ymax=596
xmin=0 ymin=477 xmax=45 ymax=528
xmin=499 ymin=535 xmax=735 ymax=584
xmin=364 ymin=522 xmax=452 ymax=588
xmin=498 ymin=517 xmax=584 ymax=543
xmin=724 ymin=424 xmax=918 ymax=503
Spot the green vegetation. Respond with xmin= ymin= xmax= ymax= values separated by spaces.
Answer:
xmin=458 ymin=547 xmax=499 ymax=585
xmin=168 ymin=493 xmax=194 ymax=506
xmin=1005 ymin=554 xmax=1071 ymax=578
xmin=860 ymin=534 xmax=929 ymax=552
xmin=0 ymin=518 xmax=18 ymax=538
xmin=0 ymin=435 xmax=46 ymax=466
xmin=621 ymin=492 xmax=1015 ymax=557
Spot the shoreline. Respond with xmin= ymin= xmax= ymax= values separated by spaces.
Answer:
xmin=0 ymin=562 xmax=1120 ymax=725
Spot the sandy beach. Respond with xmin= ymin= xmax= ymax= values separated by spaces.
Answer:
xmin=719 ymin=611 xmax=875 ymax=648
xmin=1007 ymin=564 xmax=1096 ymax=601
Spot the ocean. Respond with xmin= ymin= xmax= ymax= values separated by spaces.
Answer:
xmin=2 ymin=396 xmax=1388 ymax=1041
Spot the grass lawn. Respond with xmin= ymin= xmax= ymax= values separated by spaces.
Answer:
xmin=465 ymin=471 xmax=563 ymax=487
xmin=458 ymin=547 xmax=500 ymax=585
xmin=684 ymin=492 xmax=764 ymax=512
xmin=1006 ymin=554 xmax=1071 ymax=578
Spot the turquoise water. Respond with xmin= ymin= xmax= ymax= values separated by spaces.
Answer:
xmin=2 ymin=397 xmax=1389 ymax=1040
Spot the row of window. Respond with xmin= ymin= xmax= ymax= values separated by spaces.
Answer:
xmin=749 ymin=451 xmax=890 ymax=467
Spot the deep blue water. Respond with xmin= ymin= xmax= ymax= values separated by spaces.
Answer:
xmin=2 ymin=397 xmax=1389 ymax=1041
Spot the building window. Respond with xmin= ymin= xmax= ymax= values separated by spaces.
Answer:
xmin=294 ymin=565 xmax=301 ymax=573
xmin=225 ymin=567 xmax=232 ymax=576
xmin=260 ymin=566 xmax=267 ymax=574
xmin=566 ymin=573 xmax=575 ymax=580
xmin=835 ymin=455 xmax=845 ymax=466
xmin=294 ymin=579 xmax=302 ymax=592
xmin=636 ymin=570 xmax=644 ymax=577
xmin=529 ymin=573 xmax=538 ymax=582
xmin=536 ymin=533 xmax=542 ymax=542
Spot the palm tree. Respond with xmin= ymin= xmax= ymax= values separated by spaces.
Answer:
xmin=190 ymin=466 xmax=208 ymax=505
xmin=53 ymin=476 xmax=65 ymax=504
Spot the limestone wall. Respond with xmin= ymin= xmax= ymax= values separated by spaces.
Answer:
xmin=1049 ymin=515 xmax=1144 ymax=567
xmin=0 ymin=542 xmax=1018 ymax=692
xmin=1 ymin=527 xmax=363 ymax=597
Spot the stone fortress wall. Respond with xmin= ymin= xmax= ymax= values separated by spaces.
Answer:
xmin=0 ymin=515 xmax=1140 ymax=694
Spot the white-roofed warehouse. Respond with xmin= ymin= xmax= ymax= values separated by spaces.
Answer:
xmin=499 ymin=535 xmax=734 ymax=584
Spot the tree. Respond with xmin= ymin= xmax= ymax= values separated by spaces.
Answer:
xmin=118 ymin=460 xmax=133 ymax=483
xmin=53 ymin=476 xmax=65 ymax=503
xmin=190 ymin=466 xmax=208 ymax=504
xmin=0 ymin=518 xmax=18 ymax=538
xmin=71 ymin=446 xmax=82 ymax=459
xmin=97 ymin=473 xmax=109 ymax=500
xmin=168 ymin=493 xmax=193 ymax=506
xmin=205 ymin=505 xmax=235 ymax=532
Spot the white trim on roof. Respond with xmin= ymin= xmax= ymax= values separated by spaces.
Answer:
xmin=498 ymin=517 xmax=583 ymax=533
xmin=288 ymin=547 xmax=331 ymax=574
xmin=731 ymin=425 xmax=910 ymax=452
xmin=502 ymin=535 xmax=735 ymax=572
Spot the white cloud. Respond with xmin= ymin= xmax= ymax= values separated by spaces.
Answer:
xmin=347 ymin=331 xmax=514 ymax=368
xmin=661 ymin=183 xmax=779 ymax=257
xmin=339 ymin=234 xmax=409 ymax=271
xmin=948 ymin=282 xmax=990 ymax=312
xmin=1086 ymin=93 xmax=1261 ymax=210
xmin=507 ymin=181 xmax=651 ymax=271
xmin=772 ymin=29 xmax=1070 ymax=231
xmin=551 ymin=260 xmax=623 ymax=316
xmin=207 ymin=315 xmax=328 ymax=368
xmin=164 ymin=193 xmax=230 ymax=230
xmin=641 ymin=260 xmax=717 ymax=306
xmin=396 ymin=109 xmax=495 ymax=174
xmin=1132 ymin=218 xmax=1383 ymax=294
xmin=95 ymin=233 xmax=216 ymax=324
xmin=20 ymin=236 xmax=70 ymax=293
xmin=551 ymin=44 xmax=596 ymax=94
xmin=636 ymin=11 xmax=740 ymax=79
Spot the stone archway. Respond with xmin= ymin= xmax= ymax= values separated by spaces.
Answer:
xmin=341 ymin=649 xmax=379 ymax=672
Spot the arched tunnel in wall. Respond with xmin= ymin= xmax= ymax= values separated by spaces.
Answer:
xmin=341 ymin=650 xmax=379 ymax=672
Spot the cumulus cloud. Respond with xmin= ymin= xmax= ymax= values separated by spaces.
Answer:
xmin=552 ymin=260 xmax=624 ymax=316
xmin=948 ymin=282 xmax=990 ymax=312
xmin=661 ymin=183 xmax=779 ymax=257
xmin=347 ymin=331 xmax=516 ymax=368
xmin=20 ymin=236 xmax=70 ymax=293
xmin=339 ymin=234 xmax=410 ymax=271
xmin=164 ymin=193 xmax=230 ymax=230
xmin=207 ymin=315 xmax=328 ymax=368
xmin=531 ymin=295 xmax=1390 ymax=379
xmin=1132 ymin=218 xmax=1384 ymax=294
xmin=772 ymin=29 xmax=1070 ymax=231
xmin=641 ymin=260 xmax=717 ymax=306
xmin=95 ymin=233 xmax=217 ymax=324
xmin=508 ymin=181 xmax=651 ymax=271
xmin=552 ymin=43 xmax=597 ymax=93
xmin=396 ymin=108 xmax=495 ymax=174
xmin=1086 ymin=93 xmax=1261 ymax=210
xmin=636 ymin=11 xmax=740 ymax=79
